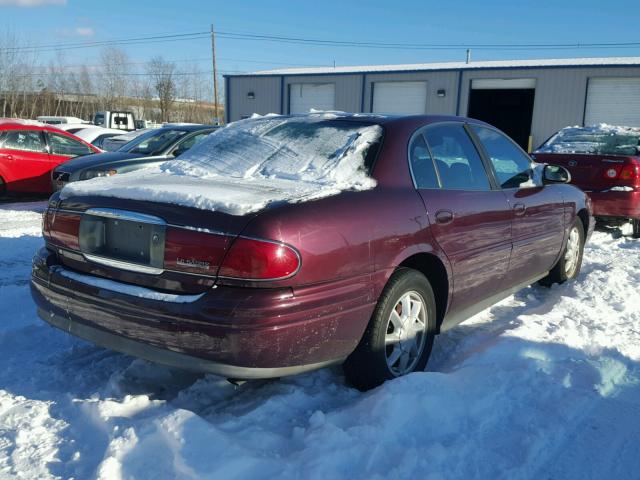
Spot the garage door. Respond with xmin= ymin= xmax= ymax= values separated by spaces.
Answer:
xmin=289 ymin=83 xmax=335 ymax=114
xmin=585 ymin=77 xmax=640 ymax=127
xmin=372 ymin=81 xmax=428 ymax=114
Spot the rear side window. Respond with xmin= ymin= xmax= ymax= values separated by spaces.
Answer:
xmin=48 ymin=133 xmax=93 ymax=157
xmin=409 ymin=134 xmax=439 ymax=189
xmin=424 ymin=124 xmax=490 ymax=191
xmin=0 ymin=130 xmax=46 ymax=153
xmin=93 ymin=134 xmax=117 ymax=149
xmin=472 ymin=126 xmax=536 ymax=188
xmin=173 ymin=131 xmax=210 ymax=156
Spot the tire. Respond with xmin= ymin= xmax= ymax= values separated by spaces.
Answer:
xmin=343 ymin=268 xmax=436 ymax=391
xmin=0 ymin=177 xmax=5 ymax=197
xmin=539 ymin=217 xmax=585 ymax=287
xmin=632 ymin=219 xmax=640 ymax=239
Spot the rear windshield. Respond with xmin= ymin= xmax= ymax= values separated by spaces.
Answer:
xmin=169 ymin=116 xmax=382 ymax=183
xmin=119 ymin=129 xmax=188 ymax=156
xmin=537 ymin=125 xmax=640 ymax=156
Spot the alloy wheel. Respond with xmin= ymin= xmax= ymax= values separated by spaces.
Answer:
xmin=385 ymin=291 xmax=427 ymax=376
xmin=564 ymin=226 xmax=581 ymax=276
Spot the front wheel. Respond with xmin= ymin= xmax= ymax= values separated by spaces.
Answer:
xmin=343 ymin=268 xmax=436 ymax=391
xmin=539 ymin=217 xmax=585 ymax=287
xmin=632 ymin=219 xmax=640 ymax=239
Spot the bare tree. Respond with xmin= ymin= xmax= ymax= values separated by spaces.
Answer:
xmin=99 ymin=47 xmax=130 ymax=110
xmin=147 ymin=56 xmax=176 ymax=122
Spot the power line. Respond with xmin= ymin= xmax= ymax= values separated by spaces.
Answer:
xmin=27 ymin=57 xmax=326 ymax=72
xmin=6 ymin=70 xmax=243 ymax=79
xmin=2 ymin=28 xmax=640 ymax=53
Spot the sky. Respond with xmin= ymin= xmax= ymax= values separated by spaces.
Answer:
xmin=2 ymin=0 xmax=640 ymax=79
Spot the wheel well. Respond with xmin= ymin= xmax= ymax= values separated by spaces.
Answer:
xmin=399 ymin=253 xmax=449 ymax=331
xmin=577 ymin=208 xmax=589 ymax=237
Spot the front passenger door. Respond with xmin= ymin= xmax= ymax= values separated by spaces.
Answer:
xmin=411 ymin=123 xmax=513 ymax=329
xmin=470 ymin=125 xmax=565 ymax=286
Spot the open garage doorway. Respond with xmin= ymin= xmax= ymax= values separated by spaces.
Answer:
xmin=467 ymin=78 xmax=536 ymax=151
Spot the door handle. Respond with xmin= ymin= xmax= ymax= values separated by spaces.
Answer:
xmin=513 ymin=203 xmax=526 ymax=216
xmin=435 ymin=210 xmax=454 ymax=225
xmin=0 ymin=154 xmax=13 ymax=160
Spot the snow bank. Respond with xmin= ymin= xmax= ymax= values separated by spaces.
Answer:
xmin=2 ymin=205 xmax=640 ymax=479
xmin=536 ymin=124 xmax=640 ymax=155
xmin=61 ymin=114 xmax=382 ymax=215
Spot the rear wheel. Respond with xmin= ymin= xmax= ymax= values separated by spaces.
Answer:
xmin=540 ymin=217 xmax=585 ymax=286
xmin=632 ymin=219 xmax=640 ymax=239
xmin=343 ymin=268 xmax=436 ymax=391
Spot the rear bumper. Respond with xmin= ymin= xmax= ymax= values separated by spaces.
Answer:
xmin=587 ymin=190 xmax=640 ymax=220
xmin=31 ymin=247 xmax=375 ymax=378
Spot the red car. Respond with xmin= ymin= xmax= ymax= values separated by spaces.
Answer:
xmin=534 ymin=125 xmax=640 ymax=238
xmin=31 ymin=114 xmax=592 ymax=390
xmin=0 ymin=119 xmax=100 ymax=195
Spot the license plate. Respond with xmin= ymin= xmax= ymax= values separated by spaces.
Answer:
xmin=79 ymin=209 xmax=166 ymax=270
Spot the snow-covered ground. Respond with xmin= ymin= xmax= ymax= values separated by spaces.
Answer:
xmin=1 ymin=201 xmax=639 ymax=480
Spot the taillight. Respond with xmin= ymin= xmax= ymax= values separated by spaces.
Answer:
xmin=603 ymin=163 xmax=640 ymax=182
xmin=218 ymin=237 xmax=300 ymax=280
xmin=163 ymin=227 xmax=230 ymax=275
xmin=620 ymin=163 xmax=639 ymax=181
xmin=44 ymin=209 xmax=81 ymax=250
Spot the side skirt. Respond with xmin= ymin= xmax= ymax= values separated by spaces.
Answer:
xmin=439 ymin=271 xmax=549 ymax=333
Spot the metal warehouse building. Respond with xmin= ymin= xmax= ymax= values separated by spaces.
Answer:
xmin=224 ymin=57 xmax=640 ymax=151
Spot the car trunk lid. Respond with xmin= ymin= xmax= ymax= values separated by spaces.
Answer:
xmin=43 ymin=195 xmax=257 ymax=294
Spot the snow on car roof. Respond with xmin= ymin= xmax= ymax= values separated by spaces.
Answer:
xmin=240 ymin=56 xmax=640 ymax=76
xmin=61 ymin=113 xmax=382 ymax=215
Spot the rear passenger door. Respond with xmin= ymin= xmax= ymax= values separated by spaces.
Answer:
xmin=0 ymin=129 xmax=51 ymax=193
xmin=410 ymin=122 xmax=512 ymax=328
xmin=470 ymin=125 xmax=565 ymax=285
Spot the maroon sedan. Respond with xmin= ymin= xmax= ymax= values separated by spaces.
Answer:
xmin=534 ymin=125 xmax=640 ymax=238
xmin=31 ymin=114 xmax=592 ymax=390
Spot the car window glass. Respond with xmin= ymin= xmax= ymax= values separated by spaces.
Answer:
xmin=48 ymin=133 xmax=93 ymax=157
xmin=174 ymin=132 xmax=209 ymax=155
xmin=93 ymin=134 xmax=113 ymax=148
xmin=1 ymin=130 xmax=46 ymax=153
xmin=126 ymin=129 xmax=187 ymax=155
xmin=423 ymin=124 xmax=490 ymax=191
xmin=409 ymin=133 xmax=439 ymax=189
xmin=472 ymin=126 xmax=536 ymax=189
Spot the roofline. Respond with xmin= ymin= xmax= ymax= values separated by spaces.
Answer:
xmin=224 ymin=58 xmax=640 ymax=79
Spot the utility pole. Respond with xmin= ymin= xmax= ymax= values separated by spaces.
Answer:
xmin=466 ymin=48 xmax=471 ymax=64
xmin=211 ymin=24 xmax=220 ymax=124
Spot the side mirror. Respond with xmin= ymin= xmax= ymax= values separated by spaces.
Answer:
xmin=543 ymin=164 xmax=571 ymax=184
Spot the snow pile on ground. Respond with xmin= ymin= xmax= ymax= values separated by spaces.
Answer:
xmin=1 ymin=202 xmax=640 ymax=479
xmin=61 ymin=114 xmax=381 ymax=216
xmin=536 ymin=123 xmax=640 ymax=155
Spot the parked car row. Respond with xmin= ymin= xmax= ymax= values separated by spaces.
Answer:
xmin=0 ymin=119 xmax=100 ymax=195
xmin=51 ymin=124 xmax=217 ymax=190
xmin=32 ymin=113 xmax=594 ymax=391
xmin=0 ymin=119 xmax=217 ymax=196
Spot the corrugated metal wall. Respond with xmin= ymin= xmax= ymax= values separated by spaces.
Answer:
xmin=226 ymin=66 xmax=640 ymax=149
xmin=226 ymin=76 xmax=282 ymax=121
xmin=460 ymin=66 xmax=640 ymax=148
xmin=283 ymin=74 xmax=363 ymax=113
xmin=362 ymin=71 xmax=458 ymax=115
